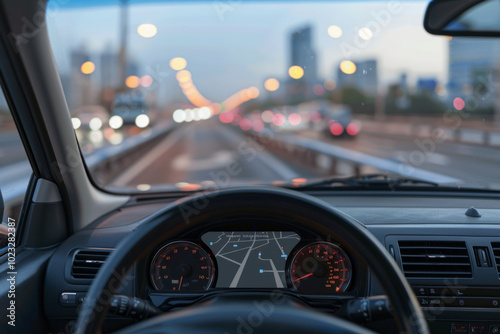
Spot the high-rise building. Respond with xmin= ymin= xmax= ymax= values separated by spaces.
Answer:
xmin=100 ymin=50 xmax=120 ymax=89
xmin=290 ymin=25 xmax=317 ymax=84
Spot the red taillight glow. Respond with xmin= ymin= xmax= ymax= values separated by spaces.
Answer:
xmin=219 ymin=112 xmax=234 ymax=124
xmin=272 ymin=114 xmax=286 ymax=127
xmin=239 ymin=118 xmax=252 ymax=131
xmin=288 ymin=113 xmax=302 ymax=126
xmin=253 ymin=119 xmax=265 ymax=132
xmin=453 ymin=97 xmax=465 ymax=111
xmin=346 ymin=122 xmax=360 ymax=136
xmin=330 ymin=122 xmax=344 ymax=136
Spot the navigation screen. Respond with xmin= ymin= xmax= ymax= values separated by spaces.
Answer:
xmin=201 ymin=231 xmax=301 ymax=288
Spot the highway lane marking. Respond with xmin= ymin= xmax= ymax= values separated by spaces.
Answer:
xmin=111 ymin=127 xmax=186 ymax=186
xmin=216 ymin=127 xmax=300 ymax=181
xmin=229 ymin=232 xmax=257 ymax=288
xmin=171 ymin=150 xmax=236 ymax=171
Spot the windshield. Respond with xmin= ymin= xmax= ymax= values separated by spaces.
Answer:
xmin=47 ymin=1 xmax=500 ymax=192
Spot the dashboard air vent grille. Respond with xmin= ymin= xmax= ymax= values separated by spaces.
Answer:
xmin=71 ymin=249 xmax=111 ymax=279
xmin=398 ymin=240 xmax=472 ymax=278
xmin=492 ymin=242 xmax=500 ymax=278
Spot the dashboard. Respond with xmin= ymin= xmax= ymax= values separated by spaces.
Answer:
xmin=42 ymin=192 xmax=500 ymax=334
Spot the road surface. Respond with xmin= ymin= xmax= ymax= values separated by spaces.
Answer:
xmin=107 ymin=119 xmax=500 ymax=190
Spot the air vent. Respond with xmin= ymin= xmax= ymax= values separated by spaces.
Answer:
xmin=71 ymin=249 xmax=111 ymax=279
xmin=492 ymin=242 xmax=500 ymax=278
xmin=398 ymin=240 xmax=472 ymax=278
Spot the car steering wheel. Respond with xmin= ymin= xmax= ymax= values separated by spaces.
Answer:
xmin=74 ymin=187 xmax=429 ymax=334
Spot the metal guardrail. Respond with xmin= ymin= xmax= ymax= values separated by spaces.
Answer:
xmin=248 ymin=132 xmax=461 ymax=184
xmin=360 ymin=120 xmax=500 ymax=147
xmin=0 ymin=121 xmax=176 ymax=218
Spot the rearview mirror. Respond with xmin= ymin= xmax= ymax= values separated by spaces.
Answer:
xmin=424 ymin=0 xmax=500 ymax=37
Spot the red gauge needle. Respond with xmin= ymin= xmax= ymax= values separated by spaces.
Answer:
xmin=293 ymin=273 xmax=313 ymax=282
xmin=178 ymin=276 xmax=183 ymax=291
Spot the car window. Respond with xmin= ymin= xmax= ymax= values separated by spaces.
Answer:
xmin=0 ymin=90 xmax=32 ymax=253
xmin=46 ymin=1 xmax=500 ymax=193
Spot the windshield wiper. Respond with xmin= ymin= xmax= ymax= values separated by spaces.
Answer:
xmin=295 ymin=173 xmax=440 ymax=190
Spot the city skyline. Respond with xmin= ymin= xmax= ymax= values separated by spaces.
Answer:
xmin=48 ymin=1 xmax=448 ymax=104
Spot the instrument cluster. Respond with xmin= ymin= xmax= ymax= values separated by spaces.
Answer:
xmin=149 ymin=231 xmax=353 ymax=295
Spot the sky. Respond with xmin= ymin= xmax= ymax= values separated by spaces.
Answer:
xmin=47 ymin=1 xmax=449 ymax=102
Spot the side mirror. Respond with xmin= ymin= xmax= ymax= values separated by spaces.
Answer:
xmin=424 ymin=0 xmax=500 ymax=37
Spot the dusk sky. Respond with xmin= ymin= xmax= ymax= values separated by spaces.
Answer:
xmin=47 ymin=1 xmax=448 ymax=102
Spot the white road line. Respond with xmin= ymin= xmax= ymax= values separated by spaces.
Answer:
xmin=229 ymin=232 xmax=257 ymax=288
xmin=268 ymin=259 xmax=284 ymax=288
xmin=111 ymin=128 xmax=186 ymax=186
xmin=215 ymin=232 xmax=236 ymax=257
xmin=218 ymin=255 xmax=241 ymax=266
xmin=273 ymin=232 xmax=285 ymax=255
xmin=220 ymin=245 xmax=253 ymax=256
xmin=217 ymin=127 xmax=300 ymax=180
xmin=252 ymin=240 xmax=270 ymax=251
xmin=211 ymin=233 xmax=224 ymax=245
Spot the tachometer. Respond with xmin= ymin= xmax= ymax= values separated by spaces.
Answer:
xmin=289 ymin=242 xmax=352 ymax=294
xmin=150 ymin=241 xmax=214 ymax=292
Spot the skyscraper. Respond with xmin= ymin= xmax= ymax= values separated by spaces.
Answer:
xmin=290 ymin=25 xmax=317 ymax=84
xmin=100 ymin=50 xmax=120 ymax=89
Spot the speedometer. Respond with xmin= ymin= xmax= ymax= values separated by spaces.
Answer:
xmin=289 ymin=242 xmax=352 ymax=294
xmin=150 ymin=241 xmax=214 ymax=292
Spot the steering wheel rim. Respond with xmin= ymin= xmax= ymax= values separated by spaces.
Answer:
xmin=74 ymin=186 xmax=429 ymax=334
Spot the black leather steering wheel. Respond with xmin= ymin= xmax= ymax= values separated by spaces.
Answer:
xmin=74 ymin=187 xmax=429 ymax=334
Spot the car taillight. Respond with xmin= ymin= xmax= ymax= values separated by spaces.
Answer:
xmin=346 ymin=122 xmax=360 ymax=136
xmin=330 ymin=122 xmax=344 ymax=136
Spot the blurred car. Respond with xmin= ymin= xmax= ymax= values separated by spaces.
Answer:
xmin=110 ymin=93 xmax=150 ymax=129
xmin=310 ymin=100 xmax=361 ymax=138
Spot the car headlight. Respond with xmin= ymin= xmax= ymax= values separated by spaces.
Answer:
xmin=135 ymin=114 xmax=150 ymax=128
xmin=109 ymin=115 xmax=124 ymax=129
xmin=89 ymin=117 xmax=103 ymax=131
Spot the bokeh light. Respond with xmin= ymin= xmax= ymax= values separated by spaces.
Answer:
xmin=137 ymin=23 xmax=157 ymax=38
xmin=324 ymin=79 xmax=337 ymax=91
xmin=140 ymin=75 xmax=153 ymax=87
xmin=340 ymin=60 xmax=357 ymax=75
xmin=125 ymin=75 xmax=140 ymax=88
xmin=80 ymin=61 xmax=95 ymax=75
xmin=71 ymin=117 xmax=81 ymax=130
xmin=358 ymin=27 xmax=373 ymax=40
xmin=453 ymin=97 xmax=465 ymax=111
xmin=272 ymin=113 xmax=286 ymax=127
xmin=261 ymin=110 xmax=274 ymax=123
xmin=330 ymin=122 xmax=344 ymax=136
xmin=288 ymin=113 xmax=302 ymax=126
xmin=170 ymin=57 xmax=187 ymax=71
xmin=288 ymin=65 xmax=304 ymax=80
xmin=264 ymin=78 xmax=280 ymax=92
xmin=327 ymin=25 xmax=343 ymax=38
